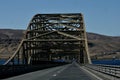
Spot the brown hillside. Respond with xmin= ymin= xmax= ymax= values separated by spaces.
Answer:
xmin=0 ymin=29 xmax=120 ymax=59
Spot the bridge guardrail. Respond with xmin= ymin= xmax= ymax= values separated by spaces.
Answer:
xmin=85 ymin=64 xmax=120 ymax=78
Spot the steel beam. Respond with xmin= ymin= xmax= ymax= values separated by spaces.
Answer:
xmin=4 ymin=13 xmax=91 ymax=65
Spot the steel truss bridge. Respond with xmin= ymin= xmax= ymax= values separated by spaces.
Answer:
xmin=4 ymin=13 xmax=91 ymax=65
xmin=2 ymin=13 xmax=120 ymax=80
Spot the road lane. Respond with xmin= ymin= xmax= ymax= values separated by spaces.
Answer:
xmin=4 ymin=63 xmax=100 ymax=80
xmin=4 ymin=64 xmax=70 ymax=80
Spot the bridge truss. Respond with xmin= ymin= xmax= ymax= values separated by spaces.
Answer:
xmin=4 ymin=13 xmax=91 ymax=65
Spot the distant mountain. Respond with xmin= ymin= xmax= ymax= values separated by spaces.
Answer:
xmin=0 ymin=29 xmax=24 ymax=39
xmin=87 ymin=33 xmax=120 ymax=57
xmin=0 ymin=29 xmax=24 ymax=58
xmin=0 ymin=29 xmax=120 ymax=59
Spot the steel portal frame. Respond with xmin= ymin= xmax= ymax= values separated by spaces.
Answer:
xmin=4 ymin=13 xmax=91 ymax=65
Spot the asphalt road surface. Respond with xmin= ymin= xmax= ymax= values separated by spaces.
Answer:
xmin=4 ymin=62 xmax=100 ymax=80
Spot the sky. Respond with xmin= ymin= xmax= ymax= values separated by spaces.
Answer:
xmin=0 ymin=0 xmax=120 ymax=36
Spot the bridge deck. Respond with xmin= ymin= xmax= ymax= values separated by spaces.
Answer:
xmin=5 ymin=62 xmax=100 ymax=80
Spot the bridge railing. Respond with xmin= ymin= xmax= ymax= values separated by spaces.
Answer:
xmin=85 ymin=64 xmax=120 ymax=78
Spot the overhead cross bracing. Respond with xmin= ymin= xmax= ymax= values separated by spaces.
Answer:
xmin=4 ymin=13 xmax=91 ymax=65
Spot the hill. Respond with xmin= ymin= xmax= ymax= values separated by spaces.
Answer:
xmin=87 ymin=33 xmax=120 ymax=53
xmin=0 ymin=29 xmax=120 ymax=59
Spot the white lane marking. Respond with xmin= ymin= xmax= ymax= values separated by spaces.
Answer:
xmin=81 ymin=66 xmax=103 ymax=80
xmin=52 ymin=64 xmax=71 ymax=77
xmin=75 ymin=63 xmax=103 ymax=80
xmin=52 ymin=74 xmax=57 ymax=77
